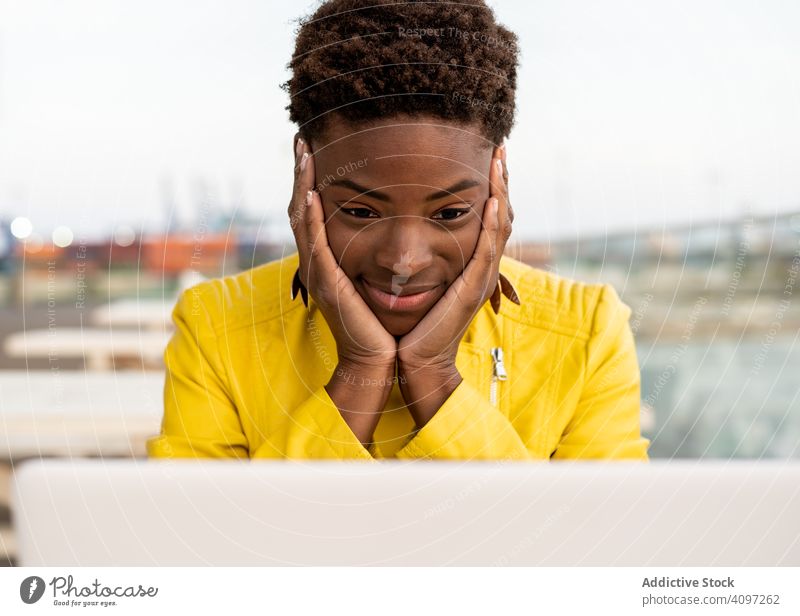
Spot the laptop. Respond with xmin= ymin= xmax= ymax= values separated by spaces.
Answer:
xmin=11 ymin=458 xmax=800 ymax=566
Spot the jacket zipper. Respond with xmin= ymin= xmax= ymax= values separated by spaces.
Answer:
xmin=489 ymin=347 xmax=508 ymax=406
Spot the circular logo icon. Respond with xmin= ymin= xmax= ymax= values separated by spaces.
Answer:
xmin=20 ymin=576 xmax=46 ymax=604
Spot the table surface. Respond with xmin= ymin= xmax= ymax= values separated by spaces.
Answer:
xmin=90 ymin=298 xmax=175 ymax=329
xmin=0 ymin=370 xmax=164 ymax=458
xmin=3 ymin=328 xmax=170 ymax=358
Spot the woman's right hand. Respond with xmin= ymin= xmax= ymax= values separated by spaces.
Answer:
xmin=288 ymin=136 xmax=397 ymax=368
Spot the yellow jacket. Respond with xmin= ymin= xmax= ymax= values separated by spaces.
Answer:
xmin=146 ymin=252 xmax=650 ymax=461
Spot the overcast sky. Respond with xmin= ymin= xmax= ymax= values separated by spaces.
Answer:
xmin=0 ymin=0 xmax=798 ymax=242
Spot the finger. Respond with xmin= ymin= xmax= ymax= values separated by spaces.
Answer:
xmin=303 ymin=188 xmax=341 ymax=291
xmin=288 ymin=139 xmax=316 ymax=249
xmin=489 ymin=147 xmax=508 ymax=213
xmin=502 ymin=148 xmax=513 ymax=224
xmin=293 ymin=132 xmax=303 ymax=157
xmin=491 ymin=143 xmax=513 ymax=225
xmin=458 ymin=197 xmax=501 ymax=311
xmin=489 ymin=149 xmax=513 ymax=248
xmin=489 ymin=145 xmax=504 ymax=195
xmin=289 ymin=137 xmax=315 ymax=216
xmin=292 ymin=138 xmax=314 ymax=197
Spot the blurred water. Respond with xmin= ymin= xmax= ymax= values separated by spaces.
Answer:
xmin=638 ymin=337 xmax=800 ymax=459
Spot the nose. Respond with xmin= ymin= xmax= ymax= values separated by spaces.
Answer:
xmin=371 ymin=216 xmax=434 ymax=279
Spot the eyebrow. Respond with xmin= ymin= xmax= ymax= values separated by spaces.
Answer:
xmin=328 ymin=178 xmax=481 ymax=203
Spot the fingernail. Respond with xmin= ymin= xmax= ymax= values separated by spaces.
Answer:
xmin=306 ymin=190 xmax=313 ymax=206
xmin=295 ymin=137 xmax=304 ymax=158
xmin=301 ymin=152 xmax=309 ymax=171
xmin=496 ymin=158 xmax=503 ymax=174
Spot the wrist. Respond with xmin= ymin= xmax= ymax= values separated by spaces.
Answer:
xmin=331 ymin=360 xmax=397 ymax=389
xmin=325 ymin=361 xmax=396 ymax=448
xmin=396 ymin=353 xmax=458 ymax=376
xmin=397 ymin=361 xmax=462 ymax=429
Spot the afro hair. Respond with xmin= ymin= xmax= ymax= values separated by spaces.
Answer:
xmin=282 ymin=0 xmax=520 ymax=145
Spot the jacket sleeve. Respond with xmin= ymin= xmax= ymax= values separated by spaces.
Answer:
xmin=147 ymin=286 xmax=377 ymax=460
xmin=146 ymin=287 xmax=250 ymax=459
xmin=393 ymin=379 xmax=532 ymax=460
xmin=249 ymin=385 xmax=376 ymax=460
xmin=550 ymin=284 xmax=651 ymax=460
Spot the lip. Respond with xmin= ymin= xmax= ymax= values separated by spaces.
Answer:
xmin=361 ymin=278 xmax=440 ymax=312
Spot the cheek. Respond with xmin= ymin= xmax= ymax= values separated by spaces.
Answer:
xmin=321 ymin=208 xmax=368 ymax=272
xmin=445 ymin=217 xmax=483 ymax=272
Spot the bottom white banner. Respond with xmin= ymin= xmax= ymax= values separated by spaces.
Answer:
xmin=1 ymin=567 xmax=797 ymax=615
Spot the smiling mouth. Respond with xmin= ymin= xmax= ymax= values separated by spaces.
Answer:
xmin=361 ymin=278 xmax=440 ymax=312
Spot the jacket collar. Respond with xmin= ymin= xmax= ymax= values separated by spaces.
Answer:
xmin=290 ymin=267 xmax=521 ymax=315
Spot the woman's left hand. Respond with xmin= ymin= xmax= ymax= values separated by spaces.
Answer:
xmin=397 ymin=144 xmax=513 ymax=427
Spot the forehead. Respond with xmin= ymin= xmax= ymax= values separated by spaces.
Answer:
xmin=312 ymin=115 xmax=491 ymax=180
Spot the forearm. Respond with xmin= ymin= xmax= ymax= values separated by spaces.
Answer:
xmin=397 ymin=361 xmax=463 ymax=429
xmin=325 ymin=361 xmax=395 ymax=447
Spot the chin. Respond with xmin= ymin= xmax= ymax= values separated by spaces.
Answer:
xmin=376 ymin=312 xmax=420 ymax=338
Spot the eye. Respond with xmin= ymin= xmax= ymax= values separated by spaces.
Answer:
xmin=340 ymin=207 xmax=379 ymax=219
xmin=432 ymin=208 xmax=471 ymax=221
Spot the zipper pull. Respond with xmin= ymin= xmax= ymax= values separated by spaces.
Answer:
xmin=490 ymin=347 xmax=508 ymax=380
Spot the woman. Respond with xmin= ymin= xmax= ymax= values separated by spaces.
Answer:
xmin=147 ymin=0 xmax=650 ymax=460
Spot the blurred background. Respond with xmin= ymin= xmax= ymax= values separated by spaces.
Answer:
xmin=0 ymin=0 xmax=798 ymax=564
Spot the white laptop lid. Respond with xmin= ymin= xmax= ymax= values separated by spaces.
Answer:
xmin=12 ymin=459 xmax=800 ymax=566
